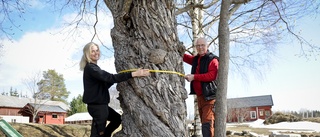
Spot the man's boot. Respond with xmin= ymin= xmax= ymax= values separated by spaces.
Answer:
xmin=202 ymin=122 xmax=211 ymax=137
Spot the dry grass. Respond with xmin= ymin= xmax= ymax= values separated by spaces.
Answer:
xmin=1 ymin=123 xmax=92 ymax=137
xmin=0 ymin=123 xmax=123 ymax=137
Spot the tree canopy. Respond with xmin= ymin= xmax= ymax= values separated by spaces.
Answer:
xmin=68 ymin=94 xmax=87 ymax=116
xmin=37 ymin=69 xmax=70 ymax=104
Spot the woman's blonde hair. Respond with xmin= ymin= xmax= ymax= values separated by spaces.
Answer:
xmin=79 ymin=42 xmax=99 ymax=71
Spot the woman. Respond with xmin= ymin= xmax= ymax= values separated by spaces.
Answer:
xmin=80 ymin=42 xmax=150 ymax=137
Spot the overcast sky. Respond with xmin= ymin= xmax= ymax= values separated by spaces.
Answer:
xmin=0 ymin=1 xmax=319 ymax=113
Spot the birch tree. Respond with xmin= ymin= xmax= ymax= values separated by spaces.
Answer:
xmin=2 ymin=0 xmax=320 ymax=136
xmin=184 ymin=0 xmax=205 ymax=136
xmin=21 ymin=71 xmax=51 ymax=123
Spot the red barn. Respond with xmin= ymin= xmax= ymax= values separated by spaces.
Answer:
xmin=227 ymin=95 xmax=273 ymax=123
xmin=0 ymin=95 xmax=68 ymax=124
xmin=0 ymin=96 xmax=30 ymax=116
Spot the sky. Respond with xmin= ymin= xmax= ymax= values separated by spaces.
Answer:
xmin=0 ymin=1 xmax=319 ymax=113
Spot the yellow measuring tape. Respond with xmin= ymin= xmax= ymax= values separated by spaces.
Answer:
xmin=119 ymin=69 xmax=185 ymax=77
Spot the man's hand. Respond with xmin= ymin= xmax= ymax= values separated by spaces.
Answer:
xmin=184 ymin=74 xmax=194 ymax=82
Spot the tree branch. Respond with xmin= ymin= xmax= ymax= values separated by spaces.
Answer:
xmin=91 ymin=0 xmax=99 ymax=42
xmin=176 ymin=1 xmax=203 ymax=15
xmin=271 ymin=0 xmax=319 ymax=58
xmin=175 ymin=0 xmax=219 ymax=15
xmin=232 ymin=0 xmax=251 ymax=4
xmin=203 ymin=0 xmax=219 ymax=9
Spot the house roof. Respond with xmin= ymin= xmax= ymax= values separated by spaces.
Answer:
xmin=0 ymin=95 xmax=31 ymax=108
xmin=0 ymin=95 xmax=69 ymax=110
xmin=28 ymin=103 xmax=66 ymax=113
xmin=42 ymin=100 xmax=69 ymax=111
xmin=227 ymin=95 xmax=273 ymax=108
xmin=65 ymin=112 xmax=92 ymax=122
xmin=65 ymin=109 xmax=123 ymax=122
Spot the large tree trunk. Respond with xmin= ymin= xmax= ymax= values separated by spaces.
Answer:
xmin=104 ymin=1 xmax=188 ymax=136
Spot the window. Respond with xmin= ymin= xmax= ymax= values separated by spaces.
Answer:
xmin=250 ymin=111 xmax=256 ymax=119
xmin=52 ymin=114 xmax=58 ymax=118
xmin=265 ymin=110 xmax=271 ymax=117
xmin=259 ymin=109 xmax=264 ymax=116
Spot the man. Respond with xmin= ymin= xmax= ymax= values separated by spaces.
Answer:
xmin=183 ymin=37 xmax=219 ymax=137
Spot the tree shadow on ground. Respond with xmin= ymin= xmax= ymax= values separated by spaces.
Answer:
xmin=12 ymin=123 xmax=91 ymax=137
xmin=24 ymin=124 xmax=54 ymax=137
xmin=46 ymin=124 xmax=90 ymax=137
xmin=46 ymin=124 xmax=73 ymax=137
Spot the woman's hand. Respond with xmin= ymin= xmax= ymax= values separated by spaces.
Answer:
xmin=132 ymin=68 xmax=150 ymax=77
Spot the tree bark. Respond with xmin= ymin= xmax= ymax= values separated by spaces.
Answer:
xmin=104 ymin=1 xmax=188 ymax=136
xmin=215 ymin=0 xmax=231 ymax=136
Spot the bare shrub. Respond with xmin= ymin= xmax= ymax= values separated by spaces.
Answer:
xmin=303 ymin=117 xmax=320 ymax=123
xmin=264 ymin=112 xmax=301 ymax=124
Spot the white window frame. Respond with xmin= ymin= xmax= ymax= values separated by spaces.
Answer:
xmin=259 ymin=109 xmax=264 ymax=116
xmin=250 ymin=111 xmax=257 ymax=119
xmin=52 ymin=114 xmax=58 ymax=118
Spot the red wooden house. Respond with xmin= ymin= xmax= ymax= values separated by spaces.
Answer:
xmin=0 ymin=96 xmax=30 ymax=116
xmin=19 ymin=103 xmax=67 ymax=124
xmin=0 ymin=95 xmax=68 ymax=124
xmin=227 ymin=95 xmax=273 ymax=123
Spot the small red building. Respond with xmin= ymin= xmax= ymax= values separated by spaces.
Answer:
xmin=227 ymin=95 xmax=273 ymax=123
xmin=19 ymin=103 xmax=67 ymax=124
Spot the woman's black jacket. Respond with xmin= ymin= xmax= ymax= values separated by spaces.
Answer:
xmin=82 ymin=63 xmax=132 ymax=105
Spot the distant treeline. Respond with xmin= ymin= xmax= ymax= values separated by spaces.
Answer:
xmin=280 ymin=110 xmax=320 ymax=118
xmin=1 ymin=87 xmax=29 ymax=98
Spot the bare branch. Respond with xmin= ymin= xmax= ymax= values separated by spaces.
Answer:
xmin=91 ymin=0 xmax=99 ymax=42
xmin=229 ymin=4 xmax=241 ymax=18
xmin=0 ymin=0 xmax=28 ymax=40
xmin=176 ymin=1 xmax=203 ymax=15
xmin=176 ymin=0 xmax=219 ymax=16
xmin=232 ymin=0 xmax=252 ymax=4
xmin=175 ymin=1 xmax=191 ymax=15
xmin=203 ymin=0 xmax=219 ymax=9
xmin=271 ymin=0 xmax=319 ymax=58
